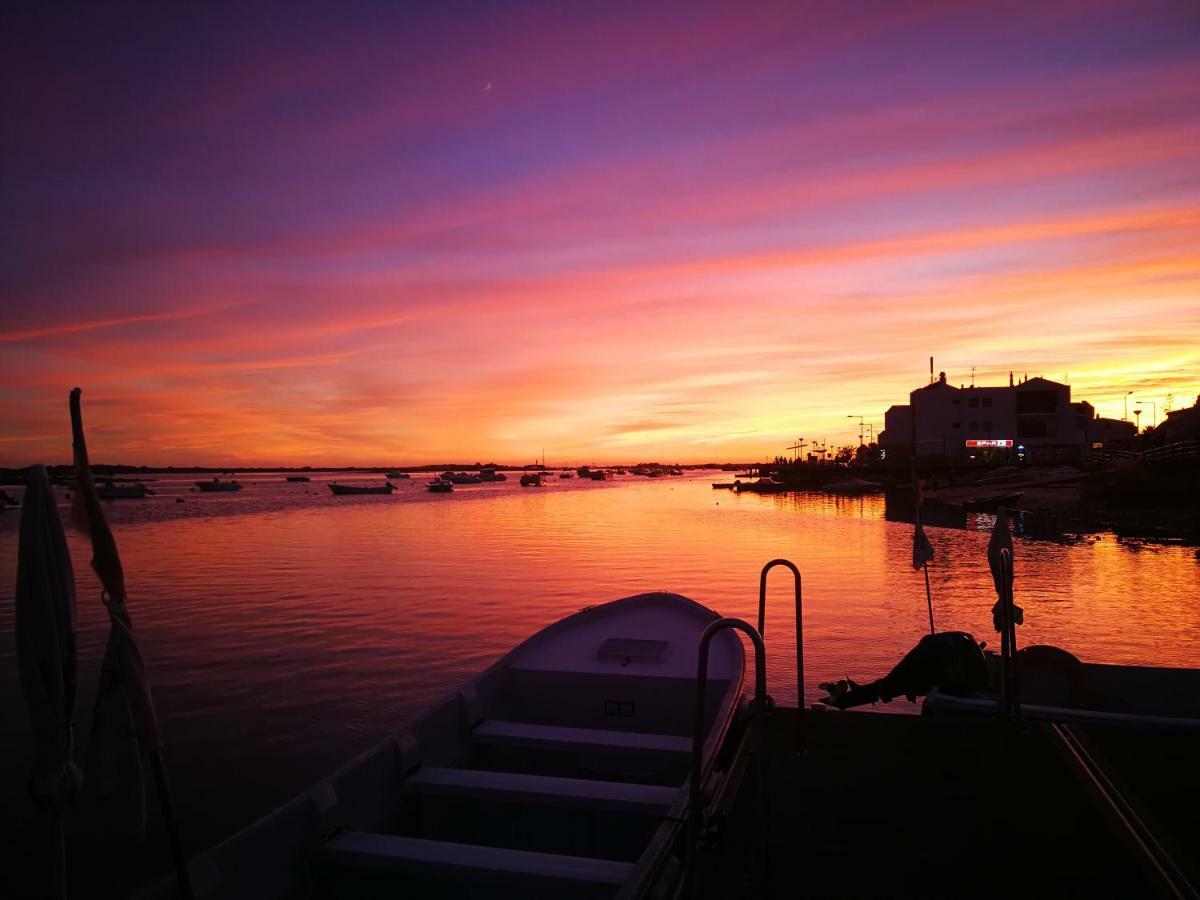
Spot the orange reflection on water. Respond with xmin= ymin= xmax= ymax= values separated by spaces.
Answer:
xmin=0 ymin=473 xmax=1197 ymax=887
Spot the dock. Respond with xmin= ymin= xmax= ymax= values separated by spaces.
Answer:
xmin=695 ymin=707 xmax=1197 ymax=898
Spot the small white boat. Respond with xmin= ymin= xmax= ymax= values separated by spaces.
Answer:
xmin=156 ymin=593 xmax=745 ymax=899
xmin=97 ymin=482 xmax=154 ymax=499
xmin=196 ymin=478 xmax=242 ymax=492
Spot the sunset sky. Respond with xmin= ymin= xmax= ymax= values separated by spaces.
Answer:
xmin=3 ymin=1 xmax=1199 ymax=466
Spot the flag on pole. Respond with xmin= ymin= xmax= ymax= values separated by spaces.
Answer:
xmin=912 ymin=479 xmax=934 ymax=569
xmin=913 ymin=518 xmax=935 ymax=570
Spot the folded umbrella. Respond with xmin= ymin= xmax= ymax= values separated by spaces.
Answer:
xmin=16 ymin=464 xmax=82 ymax=897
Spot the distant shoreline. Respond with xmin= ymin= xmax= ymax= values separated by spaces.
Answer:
xmin=0 ymin=462 xmax=748 ymax=483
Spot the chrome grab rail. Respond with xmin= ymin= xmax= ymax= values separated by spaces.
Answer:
xmin=686 ymin=617 xmax=767 ymax=886
xmin=758 ymin=558 xmax=803 ymax=748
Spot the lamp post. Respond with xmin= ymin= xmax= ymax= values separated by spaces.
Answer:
xmin=1124 ymin=391 xmax=1133 ymax=421
xmin=847 ymin=415 xmax=865 ymax=446
xmin=1133 ymin=409 xmax=1142 ymax=433
xmin=1136 ymin=399 xmax=1157 ymax=428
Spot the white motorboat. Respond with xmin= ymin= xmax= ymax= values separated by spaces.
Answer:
xmin=152 ymin=593 xmax=745 ymax=899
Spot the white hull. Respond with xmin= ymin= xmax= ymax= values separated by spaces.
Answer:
xmin=149 ymin=593 xmax=744 ymax=899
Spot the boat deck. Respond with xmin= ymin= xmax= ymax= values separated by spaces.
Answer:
xmin=695 ymin=707 xmax=1197 ymax=898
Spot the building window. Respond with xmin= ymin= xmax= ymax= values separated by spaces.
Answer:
xmin=1017 ymin=390 xmax=1057 ymax=414
xmin=969 ymin=421 xmax=978 ymax=430
xmin=968 ymin=398 xmax=979 ymax=408
xmin=1018 ymin=420 xmax=1047 ymax=438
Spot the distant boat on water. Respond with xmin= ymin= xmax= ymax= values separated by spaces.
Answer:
xmin=329 ymin=482 xmax=396 ymax=496
xmin=286 ymin=475 xmax=311 ymax=482
xmin=520 ymin=472 xmax=545 ymax=486
xmin=478 ymin=468 xmax=507 ymax=482
xmin=428 ymin=479 xmax=453 ymax=493
xmin=734 ymin=477 xmax=787 ymax=494
xmin=588 ymin=470 xmax=608 ymax=480
xmin=559 ymin=470 xmax=574 ymax=479
xmin=196 ymin=478 xmax=242 ymax=492
xmin=385 ymin=472 xmax=410 ymax=479
xmin=97 ymin=482 xmax=154 ymax=499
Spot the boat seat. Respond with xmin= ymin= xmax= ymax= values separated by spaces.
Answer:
xmin=326 ymin=831 xmax=633 ymax=887
xmin=471 ymin=721 xmax=691 ymax=756
xmin=406 ymin=766 xmax=677 ymax=814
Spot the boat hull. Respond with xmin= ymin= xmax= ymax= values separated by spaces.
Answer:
xmin=196 ymin=481 xmax=242 ymax=492
xmin=154 ymin=593 xmax=745 ymax=900
xmin=329 ymin=483 xmax=396 ymax=495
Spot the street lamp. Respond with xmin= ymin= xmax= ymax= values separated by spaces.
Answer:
xmin=847 ymin=414 xmax=865 ymax=446
xmin=1133 ymin=408 xmax=1142 ymax=432
xmin=1136 ymin=399 xmax=1157 ymax=428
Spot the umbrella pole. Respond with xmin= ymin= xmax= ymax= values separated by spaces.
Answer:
xmin=151 ymin=752 xmax=194 ymax=900
xmin=51 ymin=811 xmax=67 ymax=900
xmin=922 ymin=562 xmax=935 ymax=634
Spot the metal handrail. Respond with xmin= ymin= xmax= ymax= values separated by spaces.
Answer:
xmin=758 ymin=558 xmax=803 ymax=748
xmin=686 ymin=617 xmax=767 ymax=888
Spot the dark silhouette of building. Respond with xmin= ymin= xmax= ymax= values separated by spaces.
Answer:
xmin=879 ymin=372 xmax=1131 ymax=464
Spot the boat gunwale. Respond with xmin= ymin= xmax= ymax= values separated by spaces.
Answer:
xmin=147 ymin=591 xmax=745 ymax=900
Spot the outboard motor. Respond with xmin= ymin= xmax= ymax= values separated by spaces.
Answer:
xmin=820 ymin=631 xmax=987 ymax=709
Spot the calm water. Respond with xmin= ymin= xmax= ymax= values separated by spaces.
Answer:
xmin=2 ymin=471 xmax=1198 ymax=891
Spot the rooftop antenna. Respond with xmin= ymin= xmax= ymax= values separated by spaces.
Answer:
xmin=970 ymin=366 xmax=975 ymax=387
xmin=929 ymin=356 xmax=934 ymax=384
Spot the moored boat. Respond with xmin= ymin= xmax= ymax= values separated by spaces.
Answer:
xmin=97 ymin=482 xmax=154 ymax=499
xmin=734 ymin=477 xmax=787 ymax=494
xmin=385 ymin=472 xmax=411 ymax=480
xmin=520 ymin=472 xmax=546 ymax=487
xmin=478 ymin=469 xmax=507 ymax=482
xmin=150 ymin=593 xmax=745 ymax=899
xmin=559 ymin=471 xmax=575 ymax=479
xmin=196 ymin=478 xmax=243 ymax=492
xmin=329 ymin=482 xmax=397 ymax=496
xmin=428 ymin=479 xmax=453 ymax=493
xmin=285 ymin=476 xmax=311 ymax=482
